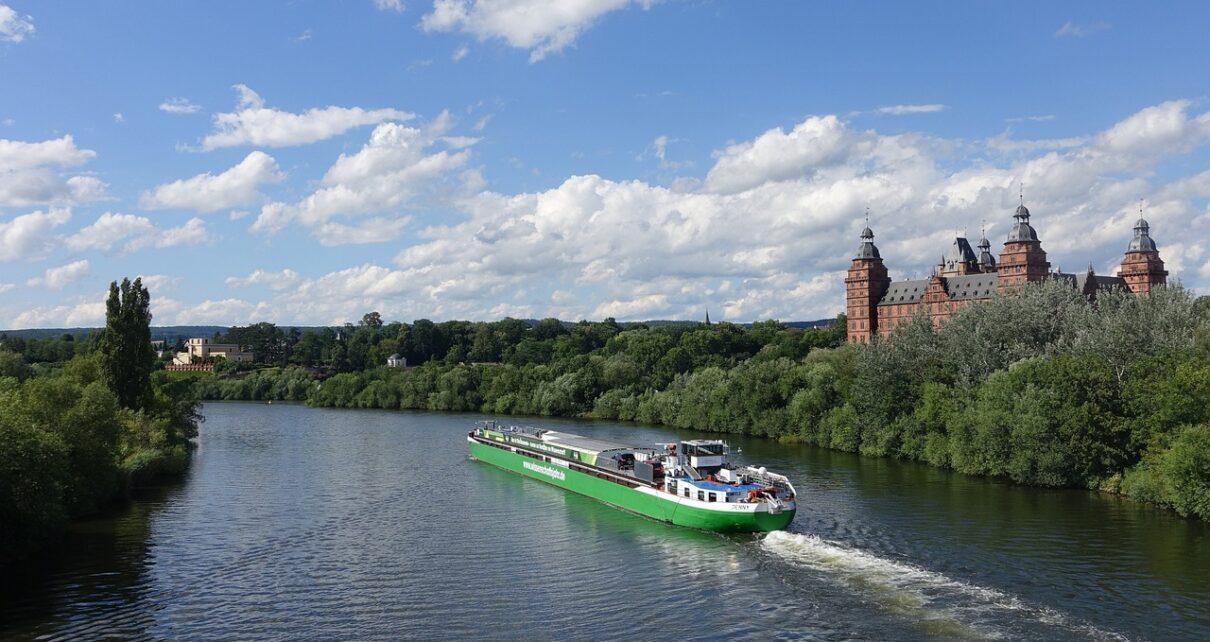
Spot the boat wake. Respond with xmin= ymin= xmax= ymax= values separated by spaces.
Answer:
xmin=761 ymin=531 xmax=1129 ymax=641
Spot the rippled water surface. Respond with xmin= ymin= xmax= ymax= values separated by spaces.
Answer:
xmin=3 ymin=403 xmax=1208 ymax=640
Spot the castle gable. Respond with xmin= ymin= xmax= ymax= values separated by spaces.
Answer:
xmin=941 ymin=237 xmax=980 ymax=275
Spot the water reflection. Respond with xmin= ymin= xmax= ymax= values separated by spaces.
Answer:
xmin=1 ymin=484 xmax=184 ymax=640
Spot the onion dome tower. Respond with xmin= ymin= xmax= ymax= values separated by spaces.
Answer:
xmin=997 ymin=197 xmax=1051 ymax=295
xmin=845 ymin=217 xmax=890 ymax=343
xmin=1119 ymin=217 xmax=1167 ymax=294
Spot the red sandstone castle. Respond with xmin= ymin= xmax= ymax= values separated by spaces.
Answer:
xmin=845 ymin=203 xmax=1168 ymax=343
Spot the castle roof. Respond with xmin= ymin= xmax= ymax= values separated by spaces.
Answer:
xmin=854 ymin=225 xmax=881 ymax=259
xmin=1127 ymin=218 xmax=1158 ymax=252
xmin=877 ymin=279 xmax=928 ymax=305
xmin=1006 ymin=203 xmax=1039 ymax=242
xmin=1052 ymin=271 xmax=1128 ymax=294
xmin=941 ymin=274 xmax=999 ymax=300
xmin=946 ymin=237 xmax=978 ymax=264
xmin=876 ymin=273 xmax=998 ymax=306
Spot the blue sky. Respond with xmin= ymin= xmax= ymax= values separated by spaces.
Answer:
xmin=1 ymin=1 xmax=1208 ymax=328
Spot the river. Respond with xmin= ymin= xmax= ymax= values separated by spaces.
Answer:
xmin=2 ymin=403 xmax=1207 ymax=640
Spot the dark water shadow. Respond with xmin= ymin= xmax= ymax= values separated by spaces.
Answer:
xmin=0 ymin=477 xmax=190 ymax=640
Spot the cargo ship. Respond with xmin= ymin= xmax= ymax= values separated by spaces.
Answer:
xmin=468 ymin=421 xmax=796 ymax=532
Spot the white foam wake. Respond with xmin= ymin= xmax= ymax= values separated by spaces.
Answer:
xmin=761 ymin=531 xmax=1128 ymax=641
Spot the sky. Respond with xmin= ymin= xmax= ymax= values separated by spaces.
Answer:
xmin=1 ymin=1 xmax=1208 ymax=329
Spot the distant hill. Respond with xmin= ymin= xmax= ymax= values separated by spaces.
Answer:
xmin=0 ymin=326 xmax=231 ymax=341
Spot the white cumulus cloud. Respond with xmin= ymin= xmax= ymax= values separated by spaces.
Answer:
xmin=0 ymin=208 xmax=71 ymax=262
xmin=0 ymin=4 xmax=34 ymax=43
xmin=28 ymin=259 xmax=91 ymax=290
xmin=225 ymin=268 xmax=303 ymax=291
xmin=101 ymin=99 xmax=1210 ymax=325
xmin=251 ymin=114 xmax=473 ymax=242
xmin=11 ymin=299 xmax=106 ymax=329
xmin=65 ymin=212 xmax=209 ymax=254
xmin=200 ymin=85 xmax=413 ymax=150
xmin=0 ymin=136 xmax=105 ymax=207
xmin=140 ymin=151 xmax=284 ymax=213
xmin=136 ymin=274 xmax=181 ymax=293
xmin=421 ymin=0 xmax=657 ymax=63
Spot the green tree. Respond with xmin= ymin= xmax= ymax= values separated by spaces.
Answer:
xmin=0 ymin=416 xmax=69 ymax=565
xmin=361 ymin=311 xmax=384 ymax=329
xmin=0 ymin=349 xmax=29 ymax=380
xmin=98 ymin=278 xmax=156 ymax=410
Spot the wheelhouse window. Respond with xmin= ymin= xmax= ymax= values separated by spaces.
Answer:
xmin=685 ymin=444 xmax=725 ymax=457
xmin=708 ymin=493 xmax=717 ymax=503
xmin=697 ymin=491 xmax=705 ymax=501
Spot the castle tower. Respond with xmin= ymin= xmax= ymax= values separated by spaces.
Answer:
xmin=845 ymin=223 xmax=890 ymax=343
xmin=1119 ymin=218 xmax=1167 ymax=294
xmin=997 ymin=202 xmax=1050 ymax=294
xmin=977 ymin=231 xmax=997 ymax=272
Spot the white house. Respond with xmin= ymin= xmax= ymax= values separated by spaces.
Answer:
xmin=173 ymin=337 xmax=253 ymax=365
xmin=387 ymin=353 xmax=407 ymax=368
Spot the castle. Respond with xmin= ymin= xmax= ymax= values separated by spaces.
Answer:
xmin=844 ymin=203 xmax=1168 ymax=343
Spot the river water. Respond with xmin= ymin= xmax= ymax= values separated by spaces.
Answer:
xmin=2 ymin=403 xmax=1207 ymax=641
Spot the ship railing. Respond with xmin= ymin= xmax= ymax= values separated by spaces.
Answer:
xmin=740 ymin=466 xmax=795 ymax=496
xmin=478 ymin=422 xmax=546 ymax=438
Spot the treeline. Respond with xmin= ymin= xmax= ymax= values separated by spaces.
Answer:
xmin=0 ymin=279 xmax=200 ymax=565
xmin=197 ymin=282 xmax=1210 ymax=519
xmin=0 ymin=333 xmax=88 ymax=364
xmin=210 ymin=315 xmax=623 ymax=371
xmin=195 ymin=318 xmax=846 ymax=408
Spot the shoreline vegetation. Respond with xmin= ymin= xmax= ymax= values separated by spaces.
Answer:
xmin=1 ymin=279 xmax=1206 ymax=568
xmin=183 ymin=281 xmax=1209 ymax=520
xmin=0 ymin=279 xmax=200 ymax=566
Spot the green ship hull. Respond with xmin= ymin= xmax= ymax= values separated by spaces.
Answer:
xmin=469 ymin=438 xmax=795 ymax=532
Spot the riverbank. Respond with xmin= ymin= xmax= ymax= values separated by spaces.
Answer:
xmin=192 ymin=283 xmax=1209 ymax=520
xmin=0 ymin=357 xmax=200 ymax=566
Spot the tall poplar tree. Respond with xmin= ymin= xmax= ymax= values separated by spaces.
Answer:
xmin=98 ymin=277 xmax=155 ymax=410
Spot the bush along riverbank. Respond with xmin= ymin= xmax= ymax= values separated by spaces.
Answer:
xmin=0 ymin=279 xmax=200 ymax=566
xmin=193 ymin=281 xmax=1210 ymax=519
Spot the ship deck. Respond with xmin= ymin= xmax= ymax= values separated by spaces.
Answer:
xmin=541 ymin=431 xmax=649 ymax=455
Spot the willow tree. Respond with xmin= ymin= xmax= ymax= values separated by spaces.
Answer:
xmin=98 ymin=277 xmax=155 ymax=410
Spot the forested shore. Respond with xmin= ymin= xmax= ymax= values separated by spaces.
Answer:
xmin=0 ymin=279 xmax=200 ymax=566
xmin=189 ymin=281 xmax=1210 ymax=519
